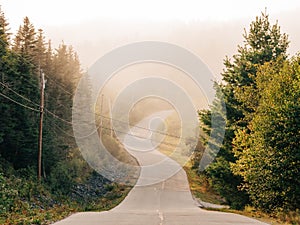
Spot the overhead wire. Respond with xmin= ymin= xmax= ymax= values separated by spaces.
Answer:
xmin=0 ymin=81 xmax=183 ymax=148
xmin=0 ymin=81 xmax=40 ymax=107
xmin=0 ymin=92 xmax=39 ymax=112
xmin=0 ymin=82 xmax=73 ymax=125
xmin=44 ymin=74 xmax=73 ymax=95
xmin=49 ymin=117 xmax=75 ymax=137
xmin=44 ymin=109 xmax=73 ymax=125
xmin=33 ymin=72 xmax=180 ymax=139
xmin=96 ymin=113 xmax=181 ymax=139
xmin=50 ymin=116 xmax=180 ymax=148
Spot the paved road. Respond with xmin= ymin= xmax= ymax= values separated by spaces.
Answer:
xmin=54 ymin=112 xmax=268 ymax=225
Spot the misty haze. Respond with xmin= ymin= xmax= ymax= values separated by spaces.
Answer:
xmin=0 ymin=1 xmax=299 ymax=225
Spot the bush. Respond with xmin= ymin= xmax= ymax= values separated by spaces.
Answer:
xmin=206 ymin=157 xmax=249 ymax=209
xmin=0 ymin=173 xmax=18 ymax=215
xmin=48 ymin=155 xmax=91 ymax=194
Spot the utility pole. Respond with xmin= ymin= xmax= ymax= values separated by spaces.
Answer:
xmin=108 ymin=97 xmax=113 ymax=137
xmin=100 ymin=94 xmax=104 ymax=136
xmin=38 ymin=67 xmax=45 ymax=181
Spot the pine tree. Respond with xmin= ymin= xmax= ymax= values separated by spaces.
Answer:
xmin=0 ymin=15 xmax=40 ymax=169
xmin=42 ymin=42 xmax=82 ymax=175
xmin=13 ymin=17 xmax=37 ymax=58
xmin=33 ymin=29 xmax=47 ymax=67
xmin=199 ymin=13 xmax=289 ymax=209
xmin=0 ymin=7 xmax=9 ymax=56
xmin=0 ymin=7 xmax=87 ymax=190
xmin=0 ymin=7 xmax=11 ymax=145
xmin=231 ymin=56 xmax=300 ymax=212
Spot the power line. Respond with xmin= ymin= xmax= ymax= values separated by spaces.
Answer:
xmin=0 ymin=83 xmax=72 ymax=125
xmin=97 ymin=113 xmax=181 ymax=139
xmin=44 ymin=74 xmax=68 ymax=89
xmin=44 ymin=109 xmax=73 ymax=125
xmin=0 ymin=82 xmax=73 ymax=125
xmin=50 ymin=119 xmax=75 ymax=137
xmin=1 ymin=80 xmax=180 ymax=140
xmin=0 ymin=83 xmax=182 ymax=146
xmin=52 ymin=110 xmax=181 ymax=141
xmin=50 ymin=116 xmax=179 ymax=148
xmin=44 ymin=74 xmax=73 ymax=95
xmin=0 ymin=82 xmax=180 ymax=142
xmin=55 ymin=107 xmax=181 ymax=140
xmin=46 ymin=108 xmax=180 ymax=147
xmin=47 ymin=107 xmax=181 ymax=146
xmin=0 ymin=92 xmax=39 ymax=112
xmin=0 ymin=81 xmax=40 ymax=107
xmin=102 ymin=126 xmax=179 ymax=148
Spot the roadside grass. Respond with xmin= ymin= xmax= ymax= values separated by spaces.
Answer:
xmin=207 ymin=207 xmax=300 ymax=225
xmin=183 ymin=161 xmax=225 ymax=205
xmin=184 ymin=162 xmax=300 ymax=225
xmin=2 ymin=204 xmax=77 ymax=225
xmin=153 ymin=111 xmax=299 ymax=225
xmin=0 ymin=128 xmax=136 ymax=225
xmin=0 ymin=183 xmax=132 ymax=225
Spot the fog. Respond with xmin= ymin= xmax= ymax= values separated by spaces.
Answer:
xmin=3 ymin=3 xmax=300 ymax=113
xmin=42 ymin=8 xmax=300 ymax=78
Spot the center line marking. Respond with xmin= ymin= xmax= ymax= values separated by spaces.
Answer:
xmin=159 ymin=212 xmax=164 ymax=221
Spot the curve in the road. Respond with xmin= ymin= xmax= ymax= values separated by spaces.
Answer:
xmin=54 ymin=111 xmax=269 ymax=225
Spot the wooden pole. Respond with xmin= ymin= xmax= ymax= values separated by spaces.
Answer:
xmin=38 ymin=68 xmax=45 ymax=181
xmin=100 ymin=94 xmax=104 ymax=136
xmin=108 ymin=97 xmax=113 ymax=137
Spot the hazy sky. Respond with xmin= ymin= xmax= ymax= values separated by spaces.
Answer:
xmin=2 ymin=0 xmax=300 ymax=27
xmin=1 ymin=0 xmax=300 ymax=77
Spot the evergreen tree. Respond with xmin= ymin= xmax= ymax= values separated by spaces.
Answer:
xmin=0 ymin=8 xmax=11 ymax=146
xmin=33 ymin=29 xmax=47 ymax=67
xmin=231 ymin=56 xmax=300 ymax=212
xmin=0 ymin=15 xmax=40 ymax=169
xmin=0 ymin=7 xmax=88 ymax=197
xmin=10 ymin=54 xmax=39 ymax=169
xmin=13 ymin=17 xmax=37 ymax=58
xmin=0 ymin=7 xmax=9 ymax=56
xmin=42 ymin=42 xmax=82 ymax=175
xmin=199 ymin=13 xmax=289 ymax=209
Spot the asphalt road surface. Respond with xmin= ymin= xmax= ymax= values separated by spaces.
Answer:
xmin=54 ymin=111 xmax=269 ymax=225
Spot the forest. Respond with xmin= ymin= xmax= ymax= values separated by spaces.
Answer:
xmin=197 ymin=12 xmax=299 ymax=222
xmin=0 ymin=7 xmax=131 ymax=224
xmin=0 ymin=5 xmax=299 ymax=225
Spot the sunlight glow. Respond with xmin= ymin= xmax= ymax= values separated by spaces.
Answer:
xmin=2 ymin=0 xmax=300 ymax=30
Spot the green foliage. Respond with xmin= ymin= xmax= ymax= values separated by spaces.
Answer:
xmin=231 ymin=57 xmax=300 ymax=212
xmin=0 ymin=8 xmax=9 ymax=56
xmin=102 ymin=134 xmax=136 ymax=165
xmin=48 ymin=153 xmax=91 ymax=194
xmin=13 ymin=17 xmax=37 ymax=58
xmin=0 ymin=173 xmax=18 ymax=215
xmin=223 ymin=13 xmax=288 ymax=119
xmin=0 ymin=6 xmax=135 ymax=225
xmin=205 ymin=157 xmax=248 ymax=209
xmin=198 ymin=12 xmax=290 ymax=210
xmin=0 ymin=8 xmax=82 ymax=174
xmin=0 ymin=6 xmax=116 ymax=225
xmin=184 ymin=163 xmax=226 ymax=205
xmin=0 ymin=169 xmax=75 ymax=224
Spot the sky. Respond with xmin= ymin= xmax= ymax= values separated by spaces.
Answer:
xmin=2 ymin=0 xmax=300 ymax=27
xmin=1 ymin=0 xmax=300 ymax=77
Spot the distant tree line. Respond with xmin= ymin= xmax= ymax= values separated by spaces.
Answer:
xmin=199 ymin=13 xmax=299 ymax=213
